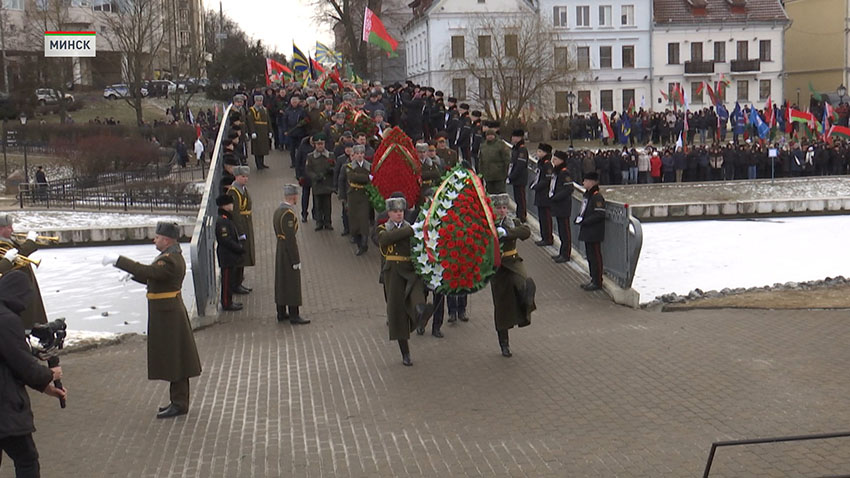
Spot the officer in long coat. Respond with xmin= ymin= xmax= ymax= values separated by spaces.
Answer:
xmin=491 ymin=194 xmax=535 ymax=358
xmin=344 ymin=145 xmax=373 ymax=255
xmin=479 ymin=128 xmax=510 ymax=194
xmin=575 ymin=172 xmax=606 ymax=291
xmin=246 ymin=94 xmax=272 ymax=170
xmin=104 ymin=222 xmax=202 ymax=419
xmin=508 ymin=129 xmax=529 ymax=222
xmin=549 ymin=150 xmax=574 ymax=263
xmin=274 ymin=184 xmax=310 ymax=325
xmin=226 ymin=166 xmax=254 ymax=294
xmin=0 ymin=214 xmax=47 ymax=329
xmin=377 ymin=197 xmax=433 ymax=366
xmin=305 ymin=134 xmax=336 ymax=230
xmin=214 ymin=195 xmax=244 ymax=311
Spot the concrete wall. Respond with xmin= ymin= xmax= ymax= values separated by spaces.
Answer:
xmin=39 ymin=224 xmax=194 ymax=246
xmin=630 ymin=198 xmax=850 ymax=221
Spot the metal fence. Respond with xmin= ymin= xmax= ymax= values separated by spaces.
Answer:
xmin=189 ymin=105 xmax=229 ymax=317
xmin=510 ymin=155 xmax=643 ymax=289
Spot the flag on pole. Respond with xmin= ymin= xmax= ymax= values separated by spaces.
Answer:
xmin=789 ymin=108 xmax=815 ymax=124
xmin=695 ymin=81 xmax=704 ymax=96
xmin=675 ymin=131 xmax=683 ymax=151
xmin=188 ymin=108 xmax=194 ymax=125
xmin=750 ymin=105 xmax=770 ymax=139
xmin=627 ymin=97 xmax=635 ymax=116
xmin=292 ymin=44 xmax=309 ymax=72
xmin=784 ymin=101 xmax=793 ymax=134
xmin=808 ymin=81 xmax=824 ymax=102
xmin=363 ymin=7 xmax=398 ymax=57
xmin=828 ymin=125 xmax=850 ymax=140
xmin=822 ymin=103 xmax=832 ymax=141
xmin=315 ymin=41 xmax=337 ymax=65
xmin=601 ymin=111 xmax=615 ymax=139
xmin=659 ymin=89 xmax=669 ymax=102
xmin=763 ymin=97 xmax=773 ymax=127
xmin=619 ymin=114 xmax=631 ymax=144
xmin=706 ymin=83 xmax=718 ymax=106
xmin=266 ymin=58 xmax=293 ymax=86
xmin=311 ymin=58 xmax=326 ymax=75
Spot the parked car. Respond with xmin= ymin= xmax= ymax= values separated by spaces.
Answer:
xmin=144 ymin=79 xmax=177 ymax=97
xmin=103 ymin=84 xmax=149 ymax=100
xmin=35 ymin=88 xmax=74 ymax=105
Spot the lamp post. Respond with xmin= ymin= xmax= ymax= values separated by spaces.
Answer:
xmin=796 ymin=87 xmax=800 ymax=108
xmin=838 ymin=84 xmax=846 ymax=105
xmin=566 ymin=90 xmax=576 ymax=148
xmin=19 ymin=114 xmax=27 ymax=184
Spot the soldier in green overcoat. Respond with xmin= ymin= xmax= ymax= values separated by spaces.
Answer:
xmin=305 ymin=135 xmax=336 ymax=230
xmin=479 ymin=129 xmax=511 ymax=194
xmin=274 ymin=184 xmax=310 ymax=325
xmin=490 ymin=193 xmax=536 ymax=357
xmin=226 ymin=166 xmax=254 ymax=294
xmin=0 ymin=214 xmax=47 ymax=329
xmin=377 ymin=197 xmax=433 ymax=366
xmin=104 ymin=222 xmax=202 ymax=419
xmin=344 ymin=144 xmax=372 ymax=255
xmin=246 ymin=94 xmax=271 ymax=169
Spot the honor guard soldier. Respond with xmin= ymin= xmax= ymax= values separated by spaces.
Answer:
xmin=531 ymin=143 xmax=554 ymax=246
xmin=246 ymin=94 xmax=272 ymax=170
xmin=214 ymin=194 xmax=244 ymax=311
xmin=226 ymin=166 xmax=255 ymax=294
xmin=0 ymin=214 xmax=47 ymax=329
xmin=377 ymin=196 xmax=434 ymax=366
xmin=274 ymin=184 xmax=310 ymax=325
xmin=343 ymin=144 xmax=373 ymax=255
xmin=508 ymin=129 xmax=529 ymax=222
xmin=575 ymin=172 xmax=606 ymax=291
xmin=491 ymin=194 xmax=536 ymax=357
xmin=103 ymin=222 xmax=202 ymax=419
xmin=305 ymin=134 xmax=336 ymax=230
xmin=549 ymin=150 xmax=575 ymax=263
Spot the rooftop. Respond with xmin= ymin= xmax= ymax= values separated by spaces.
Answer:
xmin=654 ymin=0 xmax=789 ymax=24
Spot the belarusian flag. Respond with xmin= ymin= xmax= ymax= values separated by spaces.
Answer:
xmin=829 ymin=125 xmax=850 ymax=139
xmin=789 ymin=108 xmax=814 ymax=124
xmin=363 ymin=7 xmax=398 ymax=57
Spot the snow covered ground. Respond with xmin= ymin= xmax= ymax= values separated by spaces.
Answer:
xmin=12 ymin=210 xmax=194 ymax=230
xmin=634 ymin=215 xmax=850 ymax=302
xmin=33 ymin=244 xmax=195 ymax=335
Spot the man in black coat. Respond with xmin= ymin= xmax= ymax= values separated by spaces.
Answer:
xmin=549 ymin=151 xmax=574 ymax=263
xmin=508 ymin=129 xmax=529 ymax=222
xmin=215 ymin=195 xmax=245 ymax=311
xmin=531 ymin=143 xmax=554 ymax=246
xmin=0 ymin=271 xmax=66 ymax=477
xmin=575 ymin=172 xmax=606 ymax=291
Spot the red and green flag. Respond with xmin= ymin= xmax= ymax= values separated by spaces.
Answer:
xmin=362 ymin=7 xmax=398 ymax=57
xmin=829 ymin=125 xmax=850 ymax=140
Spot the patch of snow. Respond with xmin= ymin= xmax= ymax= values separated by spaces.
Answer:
xmin=64 ymin=330 xmax=120 ymax=348
xmin=33 ymin=244 xmax=195 ymax=334
xmin=10 ymin=210 xmax=193 ymax=230
xmin=633 ymin=216 xmax=850 ymax=302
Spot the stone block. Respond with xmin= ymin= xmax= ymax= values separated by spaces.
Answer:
xmin=756 ymin=202 xmax=774 ymax=214
xmin=669 ymin=204 xmax=687 ymax=217
xmin=806 ymin=199 xmax=825 ymax=211
xmin=686 ymin=204 xmax=704 ymax=216
xmin=827 ymin=199 xmax=843 ymax=211
xmin=704 ymin=204 xmax=720 ymax=216
xmin=738 ymin=202 xmax=756 ymax=214
xmin=772 ymin=202 xmax=789 ymax=213
xmin=721 ymin=202 xmax=737 ymax=215
xmin=651 ymin=205 xmax=668 ymax=217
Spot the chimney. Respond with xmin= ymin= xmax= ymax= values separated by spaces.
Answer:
xmin=686 ymin=0 xmax=708 ymax=14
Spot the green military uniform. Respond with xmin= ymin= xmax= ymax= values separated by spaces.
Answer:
xmin=492 ymin=216 xmax=535 ymax=331
xmin=479 ymin=138 xmax=511 ymax=194
xmin=246 ymin=104 xmax=271 ymax=157
xmin=306 ymin=149 xmax=336 ymax=228
xmin=115 ymin=243 xmax=202 ymax=411
xmin=327 ymin=123 xmax=346 ymax=146
xmin=345 ymin=159 xmax=372 ymax=241
xmin=226 ymin=182 xmax=255 ymax=267
xmin=307 ymin=107 xmax=323 ymax=136
xmin=419 ymin=157 xmax=444 ymax=202
xmin=377 ymin=221 xmax=426 ymax=341
xmin=273 ymin=202 xmax=301 ymax=307
xmin=436 ymin=148 xmax=458 ymax=170
xmin=0 ymin=236 xmax=47 ymax=329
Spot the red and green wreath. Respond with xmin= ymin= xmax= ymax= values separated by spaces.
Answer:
xmin=411 ymin=166 xmax=501 ymax=294
xmin=338 ymin=103 xmax=377 ymax=137
xmin=370 ymin=127 xmax=421 ymax=207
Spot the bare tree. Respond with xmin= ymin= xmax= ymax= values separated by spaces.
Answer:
xmin=99 ymin=0 xmax=167 ymax=126
xmin=22 ymin=0 xmax=75 ymax=122
xmin=451 ymin=14 xmax=586 ymax=125
xmin=311 ymin=0 xmax=377 ymax=76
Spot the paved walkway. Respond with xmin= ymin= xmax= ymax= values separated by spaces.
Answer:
xmin=6 ymin=150 xmax=850 ymax=477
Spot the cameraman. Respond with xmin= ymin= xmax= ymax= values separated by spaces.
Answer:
xmin=0 ymin=271 xmax=66 ymax=477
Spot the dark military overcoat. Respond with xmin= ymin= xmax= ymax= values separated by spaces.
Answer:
xmin=0 ymin=237 xmax=46 ymax=329
xmin=246 ymin=105 xmax=271 ymax=156
xmin=273 ymin=202 xmax=302 ymax=306
xmin=491 ymin=217 xmax=535 ymax=331
xmin=377 ymin=222 xmax=425 ymax=341
xmin=226 ymin=183 xmax=256 ymax=267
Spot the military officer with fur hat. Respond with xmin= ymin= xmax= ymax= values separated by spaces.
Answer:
xmin=491 ymin=193 xmax=536 ymax=357
xmin=226 ymin=166 xmax=255 ymax=294
xmin=246 ymin=94 xmax=272 ymax=170
xmin=417 ymin=142 xmax=443 ymax=201
xmin=214 ymin=195 xmax=244 ymax=311
xmin=103 ymin=222 xmax=202 ymax=419
xmin=377 ymin=196 xmax=434 ymax=366
xmin=344 ymin=144 xmax=373 ymax=255
xmin=0 ymin=214 xmax=47 ymax=328
xmin=274 ymin=184 xmax=310 ymax=325
xmin=305 ymin=134 xmax=336 ymax=230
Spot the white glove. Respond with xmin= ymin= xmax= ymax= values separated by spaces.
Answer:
xmin=238 ymin=234 xmax=247 ymax=241
xmin=119 ymin=272 xmax=132 ymax=283
xmin=268 ymin=132 xmax=273 ymax=139
xmin=3 ymin=248 xmax=18 ymax=262
xmin=368 ymin=174 xmax=374 ymax=181
xmin=251 ymin=133 xmax=257 ymax=139
xmin=292 ymin=263 xmax=301 ymax=270
xmin=574 ymin=216 xmax=583 ymax=224
xmin=496 ymin=227 xmax=507 ymax=238
xmin=26 ymin=231 xmax=38 ymax=242
xmin=101 ymin=253 xmax=119 ymax=266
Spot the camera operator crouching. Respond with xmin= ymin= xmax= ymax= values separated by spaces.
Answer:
xmin=0 ymin=271 xmax=66 ymax=478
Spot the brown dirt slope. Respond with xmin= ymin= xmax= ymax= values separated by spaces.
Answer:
xmin=664 ymin=284 xmax=850 ymax=311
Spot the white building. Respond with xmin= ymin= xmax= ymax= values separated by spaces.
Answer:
xmin=651 ymin=0 xmax=789 ymax=110
xmin=538 ymin=0 xmax=652 ymax=115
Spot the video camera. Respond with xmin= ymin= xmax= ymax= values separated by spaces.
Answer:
xmin=28 ymin=318 xmax=67 ymax=408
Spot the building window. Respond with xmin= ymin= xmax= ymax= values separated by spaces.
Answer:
xmin=737 ymin=80 xmax=749 ymax=101
xmin=555 ymin=47 xmax=570 ymax=70
xmin=622 ymin=89 xmax=635 ymax=111
xmin=714 ymin=42 xmax=725 ymax=62
xmin=691 ymin=42 xmax=703 ymax=62
xmin=479 ymin=78 xmax=493 ymax=100
xmin=451 ymin=36 xmax=465 ymax=59
xmin=505 ymin=34 xmax=518 ymax=57
xmin=179 ymin=31 xmax=190 ymax=47
xmin=92 ymin=0 xmax=114 ymax=12
xmin=179 ymin=8 xmax=188 ymax=25
xmin=622 ymin=45 xmax=634 ymax=68
xmin=691 ymin=82 xmax=703 ymax=104
xmin=598 ymin=5 xmax=612 ymax=27
xmin=576 ymin=6 xmax=590 ymax=27
xmin=600 ymin=46 xmax=612 ymax=68
xmin=577 ymin=90 xmax=591 ymax=112
xmin=553 ymin=6 xmax=568 ymax=27
xmin=620 ymin=5 xmax=634 ymax=26
xmin=714 ymin=81 xmax=727 ymax=102
xmin=759 ymin=40 xmax=771 ymax=61
xmin=736 ymin=40 xmax=748 ymax=60
xmin=759 ymin=79 xmax=771 ymax=100
xmin=2 ymin=0 xmax=23 ymax=10
xmin=504 ymin=76 xmax=517 ymax=99
xmin=478 ymin=36 xmax=491 ymax=58
xmin=600 ymin=90 xmax=613 ymax=111
xmin=555 ymin=92 xmax=569 ymax=113
xmin=577 ymin=46 xmax=590 ymax=69
xmin=667 ymin=42 xmax=680 ymax=64
xmin=452 ymin=78 xmax=466 ymax=101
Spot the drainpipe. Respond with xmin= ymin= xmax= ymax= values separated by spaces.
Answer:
xmin=426 ymin=17 xmax=432 ymax=87
xmin=648 ymin=0 xmax=654 ymax=109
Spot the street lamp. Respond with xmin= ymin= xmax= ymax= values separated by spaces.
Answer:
xmin=19 ymin=114 xmax=27 ymax=185
xmin=838 ymin=84 xmax=846 ymax=104
xmin=566 ymin=90 xmax=576 ymax=148
xmin=796 ymin=87 xmax=800 ymax=107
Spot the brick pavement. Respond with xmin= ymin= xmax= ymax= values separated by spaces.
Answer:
xmin=6 ymin=149 xmax=850 ymax=477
